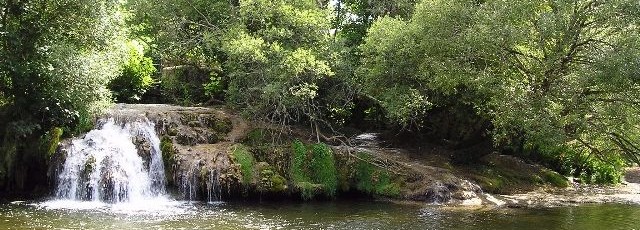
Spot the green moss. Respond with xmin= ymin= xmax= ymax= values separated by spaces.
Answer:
xmin=543 ymin=170 xmax=569 ymax=188
xmin=354 ymin=152 xmax=401 ymax=197
xmin=355 ymin=153 xmax=375 ymax=193
xmin=374 ymin=171 xmax=401 ymax=197
xmin=270 ymin=174 xmax=287 ymax=192
xmin=473 ymin=175 xmax=505 ymax=194
xmin=295 ymin=181 xmax=322 ymax=201
xmin=310 ymin=143 xmax=338 ymax=197
xmin=257 ymin=164 xmax=288 ymax=193
xmin=160 ymin=136 xmax=177 ymax=184
xmin=289 ymin=140 xmax=339 ymax=199
xmin=160 ymin=136 xmax=176 ymax=167
xmin=232 ymin=144 xmax=255 ymax=185
xmin=290 ymin=140 xmax=310 ymax=183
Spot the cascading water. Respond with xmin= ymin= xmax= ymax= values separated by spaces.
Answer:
xmin=54 ymin=118 xmax=167 ymax=203
xmin=177 ymin=160 xmax=223 ymax=203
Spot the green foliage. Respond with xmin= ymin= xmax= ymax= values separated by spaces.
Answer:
xmin=233 ymin=144 xmax=255 ymax=185
xmin=310 ymin=143 xmax=339 ymax=196
xmin=159 ymin=66 xmax=211 ymax=105
xmin=0 ymin=0 xmax=128 ymax=193
xmin=256 ymin=163 xmax=288 ymax=193
xmin=534 ymin=143 xmax=624 ymax=184
xmin=0 ymin=0 xmax=127 ymax=133
xmin=224 ymin=0 xmax=335 ymax=125
xmin=354 ymin=152 xmax=400 ymax=197
xmin=290 ymin=140 xmax=311 ymax=184
xmin=41 ymin=127 xmax=63 ymax=159
xmin=358 ymin=0 xmax=640 ymax=183
xmin=290 ymin=140 xmax=338 ymax=199
xmin=109 ymin=41 xmax=156 ymax=102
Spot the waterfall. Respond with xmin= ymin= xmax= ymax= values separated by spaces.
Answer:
xmin=177 ymin=161 xmax=222 ymax=203
xmin=54 ymin=118 xmax=167 ymax=203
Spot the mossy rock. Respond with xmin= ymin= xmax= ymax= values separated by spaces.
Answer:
xmin=232 ymin=144 xmax=254 ymax=185
xmin=295 ymin=181 xmax=323 ymax=200
xmin=256 ymin=162 xmax=288 ymax=193
xmin=543 ymin=170 xmax=568 ymax=188
xmin=187 ymin=121 xmax=200 ymax=128
xmin=81 ymin=156 xmax=97 ymax=179
xmin=200 ymin=114 xmax=232 ymax=134
xmin=167 ymin=127 xmax=179 ymax=136
xmin=160 ymin=136 xmax=177 ymax=183
xmin=179 ymin=113 xmax=200 ymax=123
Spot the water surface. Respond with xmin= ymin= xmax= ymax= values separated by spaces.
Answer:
xmin=1 ymin=200 xmax=640 ymax=229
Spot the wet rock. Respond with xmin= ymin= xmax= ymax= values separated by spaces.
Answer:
xmin=133 ymin=136 xmax=152 ymax=169
xmin=424 ymin=182 xmax=452 ymax=203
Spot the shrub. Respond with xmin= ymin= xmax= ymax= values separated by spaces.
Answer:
xmin=109 ymin=41 xmax=156 ymax=102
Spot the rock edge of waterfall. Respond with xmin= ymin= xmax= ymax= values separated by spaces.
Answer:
xmin=47 ymin=104 xmax=640 ymax=207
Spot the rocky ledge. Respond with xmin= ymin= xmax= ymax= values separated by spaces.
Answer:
xmin=50 ymin=104 xmax=639 ymax=206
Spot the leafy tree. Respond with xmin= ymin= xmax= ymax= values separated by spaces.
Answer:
xmin=109 ymin=41 xmax=156 ymax=102
xmin=223 ymin=0 xmax=336 ymax=130
xmin=0 ymin=0 xmax=128 ymax=192
xmin=0 ymin=0 xmax=127 ymax=133
xmin=126 ymin=0 xmax=234 ymax=104
xmin=360 ymin=0 xmax=640 ymax=181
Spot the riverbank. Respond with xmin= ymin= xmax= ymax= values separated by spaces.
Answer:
xmin=44 ymin=104 xmax=639 ymax=208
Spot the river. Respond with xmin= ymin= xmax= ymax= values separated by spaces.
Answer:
xmin=1 ymin=200 xmax=639 ymax=229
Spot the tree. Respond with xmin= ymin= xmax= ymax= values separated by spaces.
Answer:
xmin=359 ymin=0 xmax=640 ymax=182
xmin=126 ymin=0 xmax=234 ymax=104
xmin=223 ymin=0 xmax=336 ymax=131
xmin=109 ymin=41 xmax=156 ymax=103
xmin=0 ymin=0 xmax=127 ymax=192
xmin=0 ymin=0 xmax=127 ymax=133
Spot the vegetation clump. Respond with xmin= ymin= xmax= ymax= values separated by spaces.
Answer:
xmin=354 ymin=153 xmax=401 ymax=197
xmin=290 ymin=140 xmax=339 ymax=199
xmin=232 ymin=144 xmax=255 ymax=185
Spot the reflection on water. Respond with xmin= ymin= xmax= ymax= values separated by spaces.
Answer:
xmin=1 ymin=200 xmax=640 ymax=230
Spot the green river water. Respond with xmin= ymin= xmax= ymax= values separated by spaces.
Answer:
xmin=1 ymin=200 xmax=639 ymax=229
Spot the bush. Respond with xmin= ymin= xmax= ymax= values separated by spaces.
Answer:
xmin=109 ymin=41 xmax=156 ymax=102
xmin=159 ymin=66 xmax=210 ymax=105
xmin=527 ymin=142 xmax=624 ymax=184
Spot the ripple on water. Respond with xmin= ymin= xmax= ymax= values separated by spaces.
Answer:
xmin=1 ymin=201 xmax=640 ymax=229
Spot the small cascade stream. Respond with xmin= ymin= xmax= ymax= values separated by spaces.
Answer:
xmin=54 ymin=118 xmax=167 ymax=203
xmin=177 ymin=160 xmax=223 ymax=203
